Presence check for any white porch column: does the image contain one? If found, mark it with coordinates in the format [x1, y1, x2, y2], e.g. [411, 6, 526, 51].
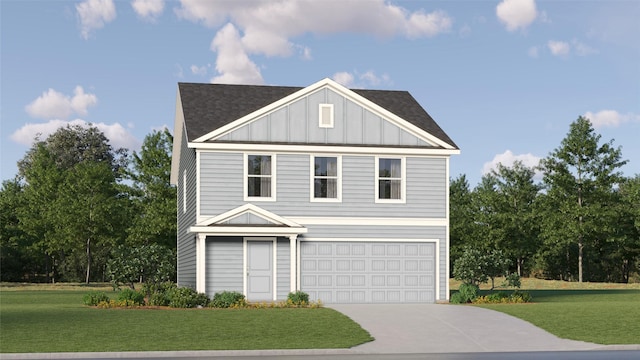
[289, 235, 298, 292]
[196, 234, 207, 294]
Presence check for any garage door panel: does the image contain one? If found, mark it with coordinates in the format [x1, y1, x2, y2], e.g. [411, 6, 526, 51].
[300, 241, 436, 304]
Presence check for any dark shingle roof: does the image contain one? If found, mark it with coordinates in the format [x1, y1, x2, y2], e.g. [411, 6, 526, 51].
[178, 82, 457, 149]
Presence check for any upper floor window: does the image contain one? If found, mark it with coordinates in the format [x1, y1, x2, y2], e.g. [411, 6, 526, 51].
[376, 157, 405, 203]
[312, 156, 341, 201]
[246, 154, 275, 200]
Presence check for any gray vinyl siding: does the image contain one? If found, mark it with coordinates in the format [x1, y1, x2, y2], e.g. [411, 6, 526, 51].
[217, 88, 431, 147]
[205, 237, 243, 298]
[276, 238, 290, 300]
[199, 152, 447, 218]
[176, 128, 197, 289]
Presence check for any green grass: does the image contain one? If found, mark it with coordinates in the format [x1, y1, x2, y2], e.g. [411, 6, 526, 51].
[0, 289, 373, 353]
[471, 287, 640, 345]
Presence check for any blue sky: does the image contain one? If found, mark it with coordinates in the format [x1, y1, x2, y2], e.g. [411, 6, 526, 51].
[1, 0, 639, 187]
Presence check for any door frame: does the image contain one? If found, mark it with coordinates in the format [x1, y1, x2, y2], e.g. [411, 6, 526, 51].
[243, 237, 277, 301]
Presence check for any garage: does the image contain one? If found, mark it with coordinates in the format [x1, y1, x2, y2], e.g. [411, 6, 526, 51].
[300, 241, 436, 303]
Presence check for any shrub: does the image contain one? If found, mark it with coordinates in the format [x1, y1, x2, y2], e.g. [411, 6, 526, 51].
[449, 292, 464, 304]
[287, 291, 309, 305]
[211, 291, 246, 308]
[168, 287, 209, 308]
[510, 290, 532, 303]
[144, 281, 176, 306]
[117, 288, 145, 305]
[458, 283, 479, 303]
[83, 291, 110, 306]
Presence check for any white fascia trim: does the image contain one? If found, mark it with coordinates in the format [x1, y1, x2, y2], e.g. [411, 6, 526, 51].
[189, 142, 460, 156]
[189, 226, 307, 236]
[193, 78, 335, 143]
[445, 156, 451, 300]
[287, 216, 448, 227]
[192, 78, 456, 150]
[197, 203, 304, 228]
[320, 80, 454, 149]
[300, 237, 438, 243]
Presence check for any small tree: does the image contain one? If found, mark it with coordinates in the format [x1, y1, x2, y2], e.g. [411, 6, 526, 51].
[454, 247, 513, 290]
[106, 243, 176, 291]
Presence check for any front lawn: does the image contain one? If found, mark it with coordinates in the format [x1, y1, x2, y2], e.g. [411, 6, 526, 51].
[468, 284, 640, 345]
[0, 288, 373, 353]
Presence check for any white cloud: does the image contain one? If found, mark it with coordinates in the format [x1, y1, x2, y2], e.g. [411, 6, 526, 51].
[190, 64, 208, 76]
[210, 23, 264, 85]
[482, 150, 541, 176]
[131, 0, 164, 21]
[548, 40, 570, 57]
[584, 110, 640, 129]
[332, 71, 391, 88]
[76, 0, 117, 39]
[496, 0, 538, 32]
[572, 39, 597, 56]
[176, 0, 452, 84]
[25, 86, 97, 120]
[10, 119, 140, 151]
[332, 72, 355, 87]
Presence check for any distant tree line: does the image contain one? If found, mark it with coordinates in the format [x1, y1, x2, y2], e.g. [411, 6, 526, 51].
[451, 117, 640, 283]
[2, 117, 638, 284]
[0, 125, 176, 283]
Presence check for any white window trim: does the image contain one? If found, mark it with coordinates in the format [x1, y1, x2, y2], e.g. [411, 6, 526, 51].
[244, 153, 276, 202]
[309, 155, 342, 203]
[375, 156, 406, 204]
[182, 170, 187, 214]
[318, 103, 334, 128]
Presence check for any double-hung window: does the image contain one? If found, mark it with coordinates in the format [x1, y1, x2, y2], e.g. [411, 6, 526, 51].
[311, 156, 340, 201]
[246, 154, 275, 200]
[376, 157, 405, 203]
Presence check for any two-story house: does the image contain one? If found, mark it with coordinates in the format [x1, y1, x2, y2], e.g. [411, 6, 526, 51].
[170, 78, 459, 304]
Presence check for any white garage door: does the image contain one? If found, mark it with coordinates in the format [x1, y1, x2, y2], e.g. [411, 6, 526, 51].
[300, 241, 435, 303]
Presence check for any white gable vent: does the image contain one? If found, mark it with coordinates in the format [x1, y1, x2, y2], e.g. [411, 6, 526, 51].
[319, 103, 334, 128]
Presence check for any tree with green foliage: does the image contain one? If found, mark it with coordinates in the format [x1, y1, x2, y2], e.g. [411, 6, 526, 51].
[538, 116, 627, 282]
[449, 174, 475, 272]
[488, 161, 541, 276]
[16, 124, 130, 282]
[126, 129, 176, 249]
[107, 243, 176, 290]
[453, 246, 512, 289]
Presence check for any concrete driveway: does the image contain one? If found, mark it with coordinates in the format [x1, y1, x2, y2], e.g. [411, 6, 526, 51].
[330, 304, 602, 353]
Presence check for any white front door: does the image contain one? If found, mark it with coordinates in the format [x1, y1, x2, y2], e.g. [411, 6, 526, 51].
[246, 240, 273, 301]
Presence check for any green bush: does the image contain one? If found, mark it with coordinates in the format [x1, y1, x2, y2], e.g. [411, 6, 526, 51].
[487, 291, 509, 302]
[510, 290, 532, 303]
[117, 288, 145, 305]
[168, 287, 209, 308]
[83, 291, 110, 306]
[287, 291, 309, 305]
[211, 291, 246, 308]
[449, 292, 464, 304]
[458, 283, 479, 303]
[144, 281, 176, 306]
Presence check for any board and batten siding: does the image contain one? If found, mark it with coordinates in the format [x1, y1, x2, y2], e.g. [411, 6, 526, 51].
[198, 152, 446, 218]
[177, 130, 197, 289]
[216, 88, 431, 147]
